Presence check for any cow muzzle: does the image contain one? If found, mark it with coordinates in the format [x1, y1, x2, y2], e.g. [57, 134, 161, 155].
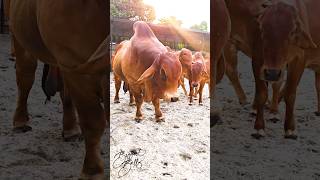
[164, 93, 179, 102]
[263, 69, 282, 82]
[192, 82, 199, 88]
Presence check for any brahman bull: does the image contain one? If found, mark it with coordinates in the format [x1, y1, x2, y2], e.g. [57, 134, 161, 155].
[10, 0, 108, 179]
[120, 21, 182, 122]
[258, 0, 320, 139]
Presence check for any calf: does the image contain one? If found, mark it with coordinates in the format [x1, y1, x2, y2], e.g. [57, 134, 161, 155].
[177, 48, 193, 96]
[258, 0, 319, 139]
[121, 21, 182, 122]
[189, 52, 210, 105]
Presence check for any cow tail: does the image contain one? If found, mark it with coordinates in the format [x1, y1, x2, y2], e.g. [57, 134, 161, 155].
[41, 64, 51, 103]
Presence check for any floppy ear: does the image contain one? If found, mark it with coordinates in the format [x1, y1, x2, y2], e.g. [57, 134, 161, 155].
[291, 0, 317, 49]
[136, 55, 160, 84]
[160, 67, 167, 81]
[293, 29, 317, 49]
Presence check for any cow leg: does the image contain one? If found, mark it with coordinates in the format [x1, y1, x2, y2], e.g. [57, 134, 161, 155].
[9, 34, 16, 61]
[63, 73, 105, 179]
[314, 72, 320, 116]
[198, 82, 205, 105]
[225, 44, 248, 105]
[152, 98, 164, 122]
[60, 82, 81, 142]
[189, 85, 194, 105]
[251, 59, 268, 139]
[179, 77, 188, 96]
[13, 39, 37, 132]
[283, 61, 304, 139]
[268, 81, 282, 123]
[128, 86, 135, 106]
[114, 75, 121, 103]
[133, 90, 143, 122]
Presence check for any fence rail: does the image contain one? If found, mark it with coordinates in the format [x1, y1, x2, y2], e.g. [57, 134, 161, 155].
[111, 18, 210, 52]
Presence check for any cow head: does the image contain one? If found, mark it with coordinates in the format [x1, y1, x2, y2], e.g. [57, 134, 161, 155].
[179, 48, 193, 67]
[258, 1, 317, 82]
[136, 52, 182, 102]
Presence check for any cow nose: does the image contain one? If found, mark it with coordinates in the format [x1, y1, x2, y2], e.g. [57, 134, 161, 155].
[192, 83, 198, 88]
[171, 97, 179, 102]
[264, 69, 282, 81]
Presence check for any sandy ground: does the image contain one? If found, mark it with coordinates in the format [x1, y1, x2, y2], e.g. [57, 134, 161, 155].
[1, 32, 320, 179]
[0, 34, 108, 180]
[212, 52, 320, 179]
[109, 73, 210, 179]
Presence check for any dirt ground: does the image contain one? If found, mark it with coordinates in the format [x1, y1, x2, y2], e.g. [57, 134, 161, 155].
[109, 75, 210, 179]
[212, 52, 320, 180]
[1, 32, 320, 179]
[0, 34, 108, 180]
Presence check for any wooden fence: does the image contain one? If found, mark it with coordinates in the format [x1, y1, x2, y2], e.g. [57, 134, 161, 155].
[111, 18, 210, 52]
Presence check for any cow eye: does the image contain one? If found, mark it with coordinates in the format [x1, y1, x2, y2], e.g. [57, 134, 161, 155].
[160, 69, 167, 81]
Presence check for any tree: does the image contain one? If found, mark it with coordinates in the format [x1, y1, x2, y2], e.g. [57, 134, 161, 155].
[190, 21, 208, 32]
[158, 16, 183, 27]
[110, 0, 155, 22]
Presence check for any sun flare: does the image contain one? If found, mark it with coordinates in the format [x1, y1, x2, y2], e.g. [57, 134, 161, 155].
[143, 0, 210, 31]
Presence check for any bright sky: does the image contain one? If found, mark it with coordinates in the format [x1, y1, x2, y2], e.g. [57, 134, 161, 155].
[143, 0, 210, 31]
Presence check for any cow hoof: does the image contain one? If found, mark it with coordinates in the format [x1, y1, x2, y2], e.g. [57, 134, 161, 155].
[135, 116, 143, 122]
[13, 125, 32, 133]
[63, 134, 83, 142]
[170, 97, 179, 102]
[114, 100, 120, 104]
[269, 118, 280, 123]
[9, 56, 16, 61]
[199, 102, 203, 106]
[249, 110, 257, 117]
[314, 111, 320, 116]
[251, 129, 265, 139]
[156, 116, 165, 122]
[189, 103, 192, 106]
[239, 100, 249, 106]
[284, 130, 298, 140]
[79, 173, 106, 180]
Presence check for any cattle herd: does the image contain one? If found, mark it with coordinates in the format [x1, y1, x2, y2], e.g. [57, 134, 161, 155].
[1, 0, 320, 179]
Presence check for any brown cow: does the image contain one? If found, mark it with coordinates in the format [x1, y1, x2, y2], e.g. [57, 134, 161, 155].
[223, 0, 292, 137]
[177, 48, 193, 96]
[258, 0, 319, 139]
[189, 52, 210, 105]
[10, 0, 108, 179]
[120, 21, 182, 122]
[112, 40, 135, 105]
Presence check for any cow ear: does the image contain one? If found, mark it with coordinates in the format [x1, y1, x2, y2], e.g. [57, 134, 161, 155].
[160, 67, 167, 81]
[136, 55, 160, 84]
[293, 29, 317, 49]
[291, 0, 317, 49]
